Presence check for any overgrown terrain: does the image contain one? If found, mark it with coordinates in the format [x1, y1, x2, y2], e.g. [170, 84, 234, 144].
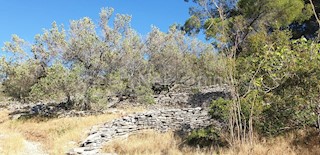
[1, 0, 320, 154]
[102, 129, 320, 155]
[0, 107, 145, 154]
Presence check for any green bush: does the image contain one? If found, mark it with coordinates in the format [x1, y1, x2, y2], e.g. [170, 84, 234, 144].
[209, 98, 232, 122]
[136, 85, 155, 104]
[2, 61, 40, 102]
[30, 63, 84, 105]
[187, 127, 228, 147]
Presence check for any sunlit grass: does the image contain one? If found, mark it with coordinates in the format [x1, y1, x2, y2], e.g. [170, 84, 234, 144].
[103, 130, 214, 155]
[0, 130, 24, 155]
[0, 106, 145, 155]
[102, 129, 320, 155]
[0, 106, 319, 155]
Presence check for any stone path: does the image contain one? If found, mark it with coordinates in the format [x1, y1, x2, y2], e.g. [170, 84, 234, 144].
[0, 134, 3, 153]
[68, 107, 218, 155]
[0, 133, 47, 155]
[21, 140, 48, 155]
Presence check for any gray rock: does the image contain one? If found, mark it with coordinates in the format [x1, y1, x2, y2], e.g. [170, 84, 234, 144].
[68, 107, 219, 155]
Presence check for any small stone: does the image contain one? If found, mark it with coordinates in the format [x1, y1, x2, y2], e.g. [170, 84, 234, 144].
[68, 147, 85, 154]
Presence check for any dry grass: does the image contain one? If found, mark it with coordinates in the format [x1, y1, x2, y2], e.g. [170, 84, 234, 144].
[219, 131, 320, 155]
[103, 130, 213, 155]
[102, 130, 320, 155]
[1, 106, 319, 155]
[0, 130, 25, 155]
[219, 137, 297, 155]
[0, 110, 25, 155]
[0, 106, 146, 155]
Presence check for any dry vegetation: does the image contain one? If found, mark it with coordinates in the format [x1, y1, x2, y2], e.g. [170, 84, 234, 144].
[0, 128, 24, 155]
[102, 130, 320, 155]
[0, 106, 319, 155]
[103, 130, 212, 155]
[0, 107, 145, 155]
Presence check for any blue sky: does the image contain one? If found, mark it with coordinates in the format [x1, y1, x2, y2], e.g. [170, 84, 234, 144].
[0, 0, 197, 52]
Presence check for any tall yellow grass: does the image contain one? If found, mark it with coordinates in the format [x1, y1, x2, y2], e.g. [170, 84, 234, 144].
[103, 130, 213, 155]
[103, 129, 320, 155]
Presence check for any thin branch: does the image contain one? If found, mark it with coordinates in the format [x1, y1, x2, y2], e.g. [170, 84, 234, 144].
[309, 0, 320, 28]
[242, 59, 264, 98]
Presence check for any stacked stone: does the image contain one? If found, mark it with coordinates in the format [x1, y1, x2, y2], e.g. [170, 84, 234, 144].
[109, 85, 230, 109]
[154, 93, 190, 107]
[68, 107, 216, 155]
[199, 84, 229, 94]
[154, 90, 229, 108]
[8, 103, 105, 119]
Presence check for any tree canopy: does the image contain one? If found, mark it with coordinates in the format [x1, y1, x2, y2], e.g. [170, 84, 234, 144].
[183, 0, 318, 55]
[1, 7, 224, 109]
[183, 0, 320, 144]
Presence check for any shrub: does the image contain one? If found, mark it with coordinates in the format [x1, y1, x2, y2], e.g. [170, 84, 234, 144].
[187, 127, 228, 147]
[209, 98, 232, 122]
[136, 85, 155, 104]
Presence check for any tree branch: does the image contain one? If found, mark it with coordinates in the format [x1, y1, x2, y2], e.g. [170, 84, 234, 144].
[309, 0, 320, 28]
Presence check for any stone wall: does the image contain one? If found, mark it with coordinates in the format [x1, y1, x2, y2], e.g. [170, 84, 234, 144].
[111, 84, 230, 108]
[154, 91, 229, 108]
[8, 103, 105, 119]
[68, 107, 218, 155]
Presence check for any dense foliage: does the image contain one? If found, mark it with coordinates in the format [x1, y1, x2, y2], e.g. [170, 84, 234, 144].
[184, 0, 320, 145]
[1, 8, 225, 109]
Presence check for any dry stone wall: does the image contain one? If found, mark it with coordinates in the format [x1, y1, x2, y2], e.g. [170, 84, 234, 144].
[8, 103, 105, 119]
[68, 107, 218, 155]
[154, 91, 229, 108]
[68, 85, 229, 155]
[111, 84, 230, 108]
[5, 85, 230, 119]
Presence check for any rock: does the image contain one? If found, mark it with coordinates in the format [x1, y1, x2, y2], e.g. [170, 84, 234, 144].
[68, 147, 85, 154]
[68, 107, 218, 155]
